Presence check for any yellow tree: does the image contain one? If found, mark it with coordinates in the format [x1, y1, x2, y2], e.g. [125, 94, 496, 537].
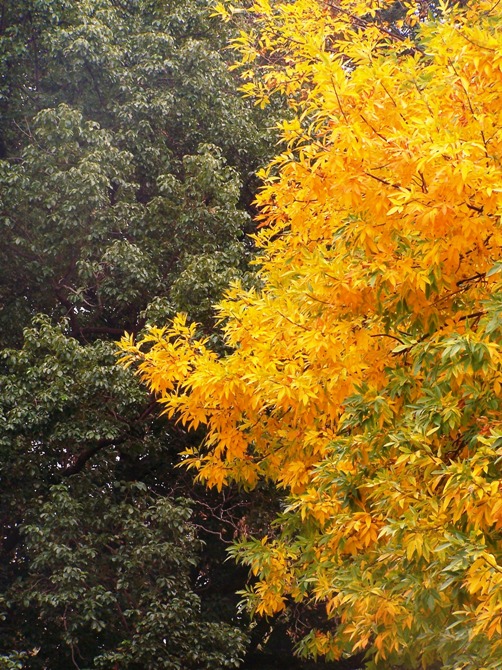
[119, 1, 502, 667]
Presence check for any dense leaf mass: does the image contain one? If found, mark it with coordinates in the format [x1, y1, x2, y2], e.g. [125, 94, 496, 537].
[121, 1, 502, 668]
[0, 0, 273, 666]
[13, 481, 246, 669]
[0, 0, 274, 344]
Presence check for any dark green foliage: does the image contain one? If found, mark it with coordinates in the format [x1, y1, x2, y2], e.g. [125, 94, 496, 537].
[0, 0, 272, 344]
[8, 482, 246, 669]
[0, 0, 275, 666]
[0, 317, 247, 668]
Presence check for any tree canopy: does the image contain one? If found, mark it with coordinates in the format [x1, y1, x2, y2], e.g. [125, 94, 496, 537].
[0, 0, 274, 666]
[121, 1, 502, 668]
[0, 0, 271, 343]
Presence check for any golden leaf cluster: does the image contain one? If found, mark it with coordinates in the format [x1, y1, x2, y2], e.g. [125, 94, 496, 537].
[119, 1, 502, 666]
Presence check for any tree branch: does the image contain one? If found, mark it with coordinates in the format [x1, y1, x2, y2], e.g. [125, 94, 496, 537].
[62, 435, 127, 477]
[323, 0, 424, 56]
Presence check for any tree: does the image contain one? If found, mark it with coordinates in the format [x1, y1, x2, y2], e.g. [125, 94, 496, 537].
[9, 480, 246, 669]
[0, 0, 274, 666]
[120, 1, 502, 668]
[0, 0, 271, 343]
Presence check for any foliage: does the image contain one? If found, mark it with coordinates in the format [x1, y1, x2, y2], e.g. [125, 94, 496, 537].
[120, 1, 502, 668]
[0, 0, 271, 343]
[0, 317, 248, 668]
[7, 480, 246, 669]
[0, 0, 274, 665]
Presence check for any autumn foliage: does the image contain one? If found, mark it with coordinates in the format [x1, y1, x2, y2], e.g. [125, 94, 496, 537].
[119, 1, 502, 667]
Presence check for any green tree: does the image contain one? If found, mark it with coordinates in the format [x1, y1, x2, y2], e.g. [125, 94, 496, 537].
[10, 480, 246, 669]
[0, 0, 273, 666]
[0, 0, 271, 342]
